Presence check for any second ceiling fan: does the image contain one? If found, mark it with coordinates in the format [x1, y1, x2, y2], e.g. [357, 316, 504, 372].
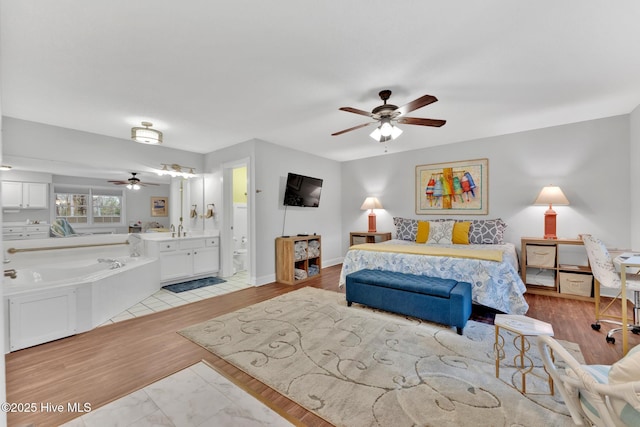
[332, 90, 446, 142]
[108, 173, 158, 190]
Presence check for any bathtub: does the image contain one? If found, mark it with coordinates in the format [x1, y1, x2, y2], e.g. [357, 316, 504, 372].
[3, 256, 160, 352]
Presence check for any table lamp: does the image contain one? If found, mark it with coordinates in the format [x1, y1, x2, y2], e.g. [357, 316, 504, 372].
[361, 197, 383, 233]
[534, 185, 570, 239]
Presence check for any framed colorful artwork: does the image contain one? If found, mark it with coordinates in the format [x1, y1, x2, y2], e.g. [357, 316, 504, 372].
[415, 158, 488, 215]
[151, 196, 168, 217]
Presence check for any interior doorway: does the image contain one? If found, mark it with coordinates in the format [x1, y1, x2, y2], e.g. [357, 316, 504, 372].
[222, 158, 252, 283]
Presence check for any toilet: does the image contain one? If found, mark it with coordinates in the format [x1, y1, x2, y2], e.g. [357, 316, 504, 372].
[233, 236, 248, 273]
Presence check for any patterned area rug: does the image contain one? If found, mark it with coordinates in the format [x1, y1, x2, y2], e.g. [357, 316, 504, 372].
[162, 276, 226, 293]
[179, 287, 582, 427]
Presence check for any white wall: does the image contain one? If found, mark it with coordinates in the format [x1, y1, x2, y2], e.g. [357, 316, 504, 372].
[630, 105, 640, 249]
[0, 78, 7, 427]
[204, 139, 342, 285]
[341, 115, 631, 254]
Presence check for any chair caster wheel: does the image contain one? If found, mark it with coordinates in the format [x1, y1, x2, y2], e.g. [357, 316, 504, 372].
[606, 336, 616, 344]
[592, 323, 601, 331]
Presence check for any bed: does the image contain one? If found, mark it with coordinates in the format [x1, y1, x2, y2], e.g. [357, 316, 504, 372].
[339, 218, 529, 315]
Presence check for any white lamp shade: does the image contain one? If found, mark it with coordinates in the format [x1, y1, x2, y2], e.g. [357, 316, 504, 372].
[534, 185, 570, 206]
[361, 197, 383, 210]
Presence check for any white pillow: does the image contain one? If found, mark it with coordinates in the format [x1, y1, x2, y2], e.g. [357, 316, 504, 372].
[426, 220, 454, 244]
[609, 344, 640, 384]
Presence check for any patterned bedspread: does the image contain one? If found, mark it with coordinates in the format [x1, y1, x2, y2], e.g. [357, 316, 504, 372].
[339, 240, 529, 315]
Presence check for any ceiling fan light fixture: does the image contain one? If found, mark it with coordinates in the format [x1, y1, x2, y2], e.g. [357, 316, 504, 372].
[390, 125, 403, 139]
[369, 127, 382, 141]
[131, 121, 163, 145]
[370, 120, 402, 143]
[379, 118, 393, 137]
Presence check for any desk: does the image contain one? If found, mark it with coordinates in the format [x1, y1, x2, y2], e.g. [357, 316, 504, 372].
[494, 314, 555, 394]
[613, 253, 640, 355]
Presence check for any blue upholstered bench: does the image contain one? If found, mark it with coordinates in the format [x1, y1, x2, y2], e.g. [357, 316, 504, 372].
[345, 269, 472, 335]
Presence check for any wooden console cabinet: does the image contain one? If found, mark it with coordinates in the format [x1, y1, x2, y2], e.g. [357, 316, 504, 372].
[275, 235, 321, 285]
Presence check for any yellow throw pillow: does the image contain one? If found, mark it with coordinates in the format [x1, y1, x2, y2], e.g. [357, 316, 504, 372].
[415, 221, 430, 243]
[452, 221, 471, 245]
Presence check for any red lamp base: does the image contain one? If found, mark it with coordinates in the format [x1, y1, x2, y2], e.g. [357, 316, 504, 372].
[368, 212, 377, 233]
[544, 207, 557, 239]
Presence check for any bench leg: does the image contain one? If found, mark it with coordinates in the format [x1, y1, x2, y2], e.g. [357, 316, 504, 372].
[457, 327, 463, 336]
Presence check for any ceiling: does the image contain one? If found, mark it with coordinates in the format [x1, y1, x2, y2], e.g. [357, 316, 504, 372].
[2, 1, 640, 164]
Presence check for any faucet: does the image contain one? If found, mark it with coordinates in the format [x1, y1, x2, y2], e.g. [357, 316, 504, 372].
[4, 269, 16, 279]
[170, 224, 176, 238]
[178, 224, 183, 238]
[98, 258, 125, 269]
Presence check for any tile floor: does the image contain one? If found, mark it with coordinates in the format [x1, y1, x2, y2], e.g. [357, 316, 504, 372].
[103, 271, 252, 325]
[62, 271, 296, 426]
[60, 361, 294, 427]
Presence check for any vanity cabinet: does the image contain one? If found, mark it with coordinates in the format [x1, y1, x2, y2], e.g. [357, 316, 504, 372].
[3, 224, 49, 240]
[1, 181, 48, 209]
[144, 236, 220, 283]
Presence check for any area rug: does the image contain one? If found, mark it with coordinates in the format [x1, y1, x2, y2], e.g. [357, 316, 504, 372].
[162, 276, 226, 293]
[179, 287, 582, 427]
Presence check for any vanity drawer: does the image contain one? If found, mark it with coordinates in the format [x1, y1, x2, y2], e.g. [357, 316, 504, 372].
[179, 239, 205, 250]
[205, 238, 219, 247]
[158, 241, 179, 252]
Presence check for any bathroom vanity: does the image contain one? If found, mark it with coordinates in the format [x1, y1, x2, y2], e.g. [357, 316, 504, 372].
[141, 232, 220, 284]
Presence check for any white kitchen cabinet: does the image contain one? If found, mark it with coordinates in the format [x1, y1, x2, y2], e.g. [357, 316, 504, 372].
[1, 181, 48, 209]
[143, 235, 220, 283]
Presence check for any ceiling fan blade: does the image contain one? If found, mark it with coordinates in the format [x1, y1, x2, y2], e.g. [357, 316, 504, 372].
[396, 95, 438, 116]
[331, 122, 376, 136]
[140, 182, 159, 186]
[339, 107, 373, 117]
[397, 117, 446, 127]
[108, 180, 128, 184]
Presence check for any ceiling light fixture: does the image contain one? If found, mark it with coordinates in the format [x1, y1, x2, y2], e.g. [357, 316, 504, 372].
[370, 118, 403, 142]
[131, 121, 163, 145]
[157, 163, 196, 179]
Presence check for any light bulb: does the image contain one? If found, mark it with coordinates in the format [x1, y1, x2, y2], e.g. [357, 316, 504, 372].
[380, 121, 393, 137]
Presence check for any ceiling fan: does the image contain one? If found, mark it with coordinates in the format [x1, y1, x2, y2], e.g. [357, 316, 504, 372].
[108, 173, 158, 190]
[332, 90, 446, 142]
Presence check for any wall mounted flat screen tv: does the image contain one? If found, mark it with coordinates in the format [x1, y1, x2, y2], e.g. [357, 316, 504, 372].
[283, 173, 323, 207]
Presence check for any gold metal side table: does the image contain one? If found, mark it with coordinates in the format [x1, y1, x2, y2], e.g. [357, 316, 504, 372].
[494, 314, 555, 395]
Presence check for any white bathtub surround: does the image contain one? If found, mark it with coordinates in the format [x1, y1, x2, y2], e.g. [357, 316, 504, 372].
[3, 234, 160, 352]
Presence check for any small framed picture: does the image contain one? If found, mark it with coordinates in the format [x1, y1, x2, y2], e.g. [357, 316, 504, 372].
[151, 196, 168, 217]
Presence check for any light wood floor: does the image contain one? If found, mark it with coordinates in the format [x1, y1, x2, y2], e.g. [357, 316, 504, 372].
[6, 265, 640, 427]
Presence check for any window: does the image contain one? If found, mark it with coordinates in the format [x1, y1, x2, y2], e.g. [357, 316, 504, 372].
[54, 185, 123, 226]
